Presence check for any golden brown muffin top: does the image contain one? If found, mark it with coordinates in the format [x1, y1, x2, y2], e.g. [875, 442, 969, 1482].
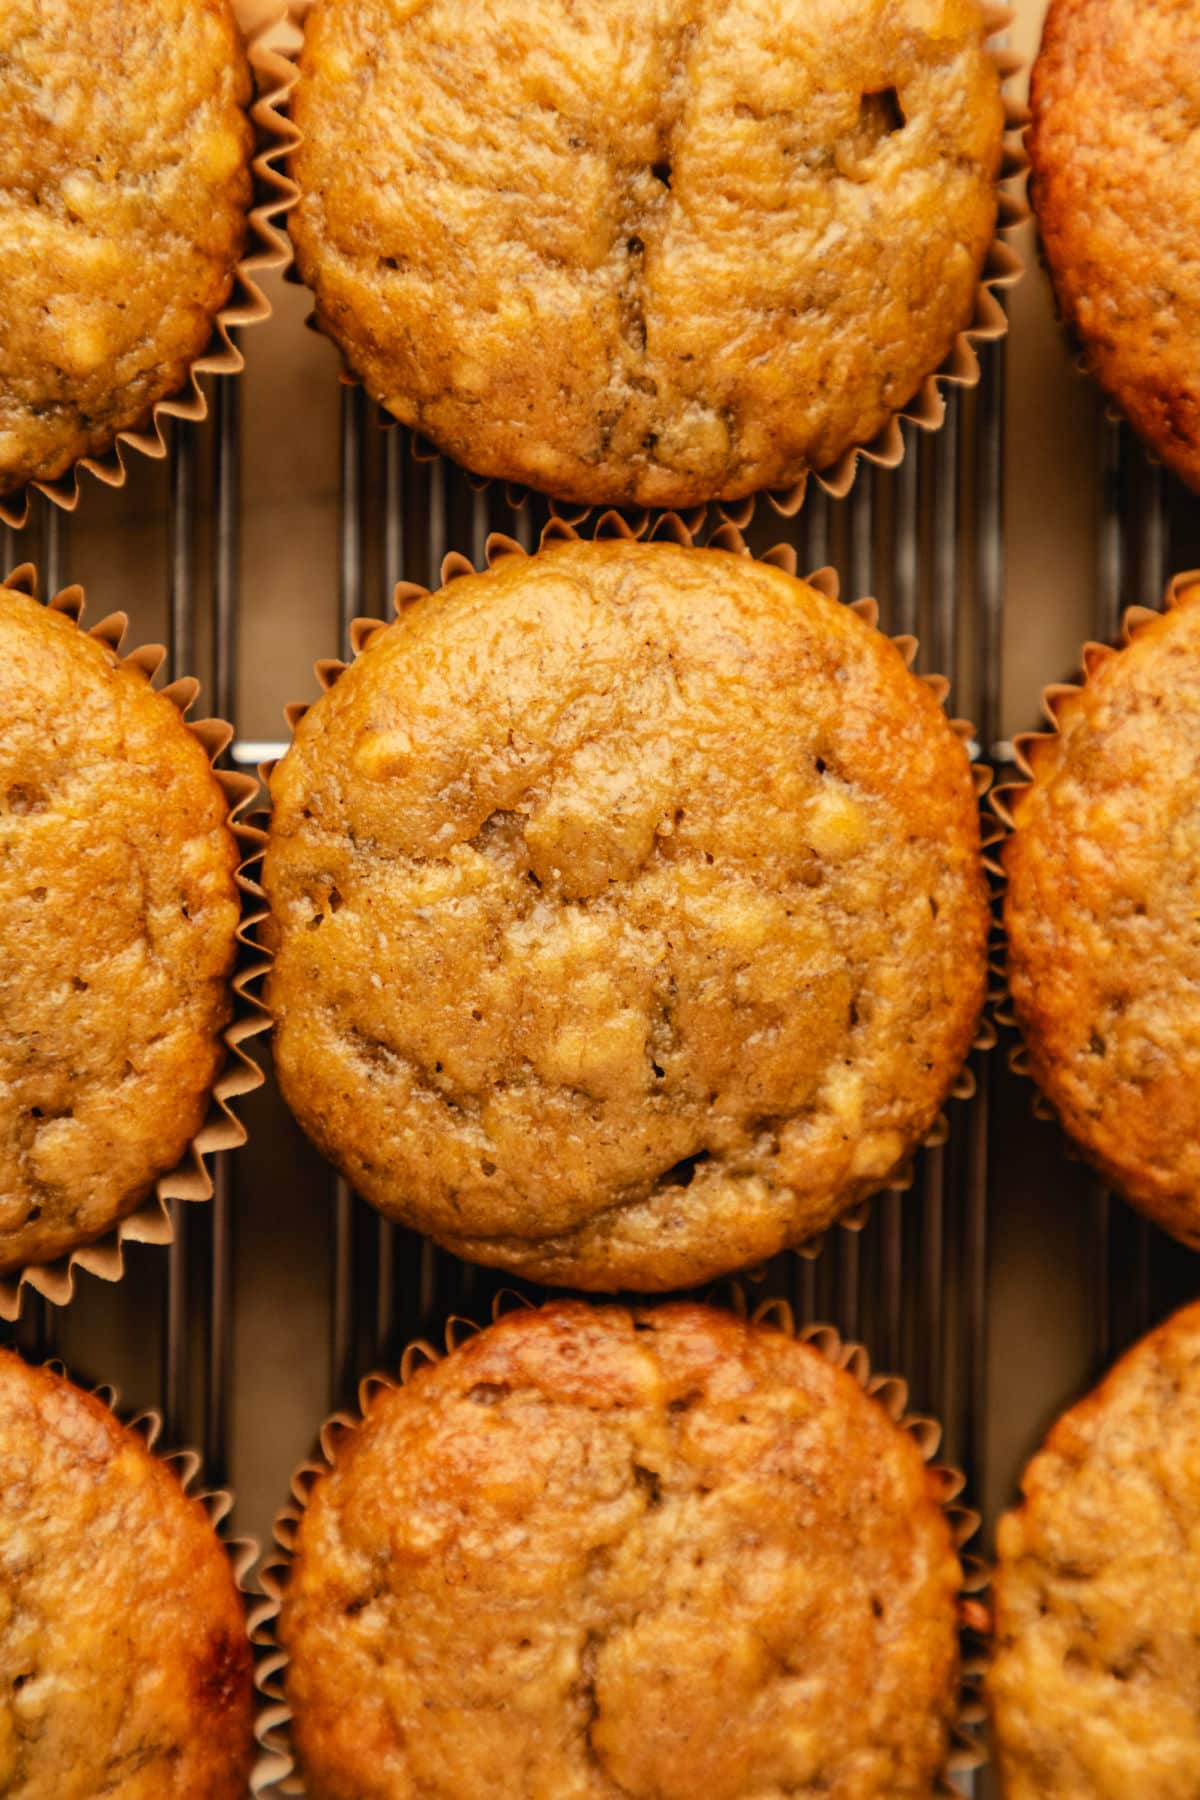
[990, 1301, 1200, 1798]
[264, 539, 988, 1291]
[1003, 586, 1200, 1246]
[0, 0, 253, 499]
[281, 1300, 963, 1800]
[1029, 0, 1200, 491]
[0, 1351, 253, 1798]
[290, 0, 1004, 508]
[0, 587, 240, 1277]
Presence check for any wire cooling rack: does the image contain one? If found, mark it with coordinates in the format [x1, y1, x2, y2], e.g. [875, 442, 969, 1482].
[0, 346, 1008, 1486]
[3, 308, 1200, 1800]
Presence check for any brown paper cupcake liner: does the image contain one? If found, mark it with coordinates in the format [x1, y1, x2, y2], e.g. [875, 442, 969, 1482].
[244, 507, 998, 1277]
[0, 4, 298, 534]
[989, 570, 1200, 1124]
[0, 563, 268, 1321]
[279, 5, 1026, 527]
[250, 1290, 990, 1796]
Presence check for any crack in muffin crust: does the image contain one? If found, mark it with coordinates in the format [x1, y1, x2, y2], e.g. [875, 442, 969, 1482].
[289, 0, 1005, 507]
[0, 0, 253, 497]
[280, 1301, 963, 1800]
[263, 539, 988, 1291]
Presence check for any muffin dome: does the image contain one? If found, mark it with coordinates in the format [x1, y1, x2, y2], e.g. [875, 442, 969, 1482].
[290, 0, 1005, 507]
[1029, 0, 1200, 491]
[990, 1301, 1200, 1797]
[0, 585, 241, 1276]
[0, 0, 253, 499]
[0, 1351, 253, 1797]
[280, 1301, 963, 1800]
[264, 538, 988, 1291]
[1003, 583, 1200, 1245]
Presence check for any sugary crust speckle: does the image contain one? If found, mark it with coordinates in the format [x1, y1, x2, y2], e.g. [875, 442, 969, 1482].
[290, 0, 1004, 507]
[990, 1301, 1200, 1798]
[1003, 587, 1200, 1245]
[0, 1352, 253, 1798]
[263, 539, 989, 1291]
[282, 1300, 963, 1800]
[1029, 0, 1200, 491]
[0, 588, 241, 1275]
[0, 0, 253, 497]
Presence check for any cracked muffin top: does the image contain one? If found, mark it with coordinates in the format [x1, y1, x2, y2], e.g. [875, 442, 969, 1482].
[989, 1301, 1200, 1798]
[1029, 0, 1200, 492]
[280, 1300, 963, 1800]
[0, 0, 253, 501]
[263, 538, 988, 1292]
[0, 1351, 254, 1798]
[0, 586, 241, 1277]
[289, 0, 1005, 508]
[1003, 585, 1200, 1248]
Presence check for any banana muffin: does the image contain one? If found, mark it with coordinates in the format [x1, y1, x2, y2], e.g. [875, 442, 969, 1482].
[990, 1300, 1200, 1798]
[264, 537, 989, 1291]
[1003, 583, 1200, 1246]
[0, 1351, 253, 1797]
[1029, 0, 1200, 491]
[289, 0, 1006, 508]
[0, 0, 253, 500]
[280, 1300, 964, 1800]
[0, 585, 241, 1276]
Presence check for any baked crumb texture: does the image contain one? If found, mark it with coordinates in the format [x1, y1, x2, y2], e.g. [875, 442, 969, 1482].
[273, 1300, 967, 1800]
[0, 576, 250, 1306]
[1029, 0, 1200, 491]
[0, 1351, 254, 1798]
[0, 0, 293, 528]
[263, 533, 990, 1292]
[1000, 577, 1200, 1247]
[290, 0, 1010, 509]
[990, 1300, 1200, 1798]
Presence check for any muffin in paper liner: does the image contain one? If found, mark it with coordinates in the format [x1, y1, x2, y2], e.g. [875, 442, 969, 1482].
[278, 2, 1026, 526]
[0, 1350, 261, 1794]
[987, 1297, 1200, 1798]
[247, 508, 997, 1292]
[989, 570, 1200, 1224]
[0, 562, 267, 1321]
[1025, 0, 1200, 496]
[0, 3, 298, 533]
[250, 1289, 990, 1797]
